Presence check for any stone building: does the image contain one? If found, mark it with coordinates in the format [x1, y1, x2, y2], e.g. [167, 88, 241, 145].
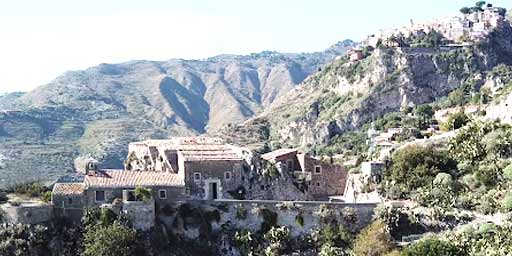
[124, 137, 252, 200]
[52, 160, 186, 229]
[261, 149, 347, 200]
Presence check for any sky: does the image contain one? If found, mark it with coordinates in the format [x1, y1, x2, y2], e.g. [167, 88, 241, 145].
[0, 0, 510, 93]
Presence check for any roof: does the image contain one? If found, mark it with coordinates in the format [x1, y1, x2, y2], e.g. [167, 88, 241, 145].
[131, 137, 224, 148]
[177, 145, 243, 161]
[84, 170, 184, 188]
[130, 137, 244, 161]
[53, 183, 85, 195]
[261, 148, 298, 161]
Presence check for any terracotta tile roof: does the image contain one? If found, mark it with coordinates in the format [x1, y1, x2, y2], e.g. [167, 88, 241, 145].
[261, 148, 298, 161]
[84, 170, 184, 188]
[53, 183, 85, 195]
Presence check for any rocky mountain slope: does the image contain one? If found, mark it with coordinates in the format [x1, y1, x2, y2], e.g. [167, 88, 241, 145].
[221, 18, 512, 152]
[0, 40, 354, 186]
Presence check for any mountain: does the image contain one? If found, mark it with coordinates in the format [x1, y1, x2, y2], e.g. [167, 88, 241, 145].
[219, 15, 512, 153]
[0, 40, 355, 186]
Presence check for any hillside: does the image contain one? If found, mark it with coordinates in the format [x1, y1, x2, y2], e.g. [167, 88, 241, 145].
[221, 12, 512, 153]
[0, 41, 354, 186]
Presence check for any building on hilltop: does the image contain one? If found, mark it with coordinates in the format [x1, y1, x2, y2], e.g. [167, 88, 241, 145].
[261, 149, 347, 200]
[52, 159, 186, 230]
[125, 137, 253, 200]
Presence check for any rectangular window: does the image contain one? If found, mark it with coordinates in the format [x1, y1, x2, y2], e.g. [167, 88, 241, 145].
[159, 189, 167, 199]
[194, 172, 202, 181]
[287, 160, 293, 171]
[95, 190, 105, 202]
[315, 165, 322, 174]
[67, 197, 73, 205]
[126, 190, 136, 201]
[224, 171, 232, 181]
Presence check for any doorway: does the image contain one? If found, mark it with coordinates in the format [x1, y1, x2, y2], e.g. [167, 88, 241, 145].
[210, 182, 218, 200]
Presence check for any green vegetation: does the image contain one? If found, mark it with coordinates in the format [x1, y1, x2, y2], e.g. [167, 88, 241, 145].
[401, 237, 463, 256]
[82, 222, 137, 256]
[383, 145, 457, 199]
[134, 187, 152, 202]
[440, 111, 469, 131]
[409, 30, 445, 48]
[352, 220, 394, 256]
[6, 181, 49, 198]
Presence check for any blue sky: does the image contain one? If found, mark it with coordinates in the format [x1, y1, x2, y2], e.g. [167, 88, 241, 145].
[0, 0, 510, 93]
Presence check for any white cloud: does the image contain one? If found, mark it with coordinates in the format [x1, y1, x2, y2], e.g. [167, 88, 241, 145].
[0, 12, 251, 93]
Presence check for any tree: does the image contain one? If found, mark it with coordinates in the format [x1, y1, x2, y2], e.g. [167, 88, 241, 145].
[82, 222, 137, 256]
[460, 7, 471, 15]
[415, 105, 434, 129]
[441, 111, 469, 131]
[352, 220, 394, 256]
[401, 238, 463, 256]
[475, 1, 486, 9]
[384, 145, 456, 196]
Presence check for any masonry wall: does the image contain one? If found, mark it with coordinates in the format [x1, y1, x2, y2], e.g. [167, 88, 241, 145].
[183, 160, 244, 199]
[83, 186, 187, 207]
[123, 200, 155, 231]
[303, 156, 347, 199]
[174, 200, 377, 239]
[2, 204, 53, 224]
[273, 152, 302, 173]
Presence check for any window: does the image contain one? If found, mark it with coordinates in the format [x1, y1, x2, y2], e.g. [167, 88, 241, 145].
[287, 160, 293, 171]
[159, 189, 167, 199]
[316, 182, 321, 187]
[126, 190, 136, 201]
[194, 172, 201, 181]
[224, 171, 232, 181]
[314, 165, 322, 174]
[95, 190, 105, 202]
[67, 198, 73, 205]
[260, 185, 265, 190]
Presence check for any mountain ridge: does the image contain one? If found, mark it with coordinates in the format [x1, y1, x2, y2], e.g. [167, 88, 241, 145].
[0, 40, 355, 186]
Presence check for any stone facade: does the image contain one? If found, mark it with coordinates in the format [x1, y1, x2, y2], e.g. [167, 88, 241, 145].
[125, 137, 252, 200]
[261, 149, 348, 200]
[183, 160, 244, 200]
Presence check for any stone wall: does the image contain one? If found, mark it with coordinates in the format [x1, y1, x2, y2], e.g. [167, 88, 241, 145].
[2, 204, 53, 225]
[302, 155, 347, 199]
[123, 200, 155, 231]
[177, 200, 377, 238]
[183, 160, 244, 200]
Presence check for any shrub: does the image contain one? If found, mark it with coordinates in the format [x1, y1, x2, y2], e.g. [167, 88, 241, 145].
[263, 226, 290, 256]
[502, 194, 512, 212]
[441, 111, 469, 131]
[352, 220, 394, 256]
[259, 208, 278, 233]
[235, 205, 248, 220]
[401, 237, 463, 256]
[503, 164, 512, 181]
[295, 213, 304, 227]
[134, 187, 151, 202]
[433, 173, 454, 188]
[319, 243, 346, 256]
[41, 191, 52, 203]
[384, 145, 456, 196]
[82, 222, 137, 256]
[6, 181, 48, 197]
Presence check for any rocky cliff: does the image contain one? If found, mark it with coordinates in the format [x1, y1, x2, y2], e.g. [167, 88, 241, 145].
[224, 24, 512, 152]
